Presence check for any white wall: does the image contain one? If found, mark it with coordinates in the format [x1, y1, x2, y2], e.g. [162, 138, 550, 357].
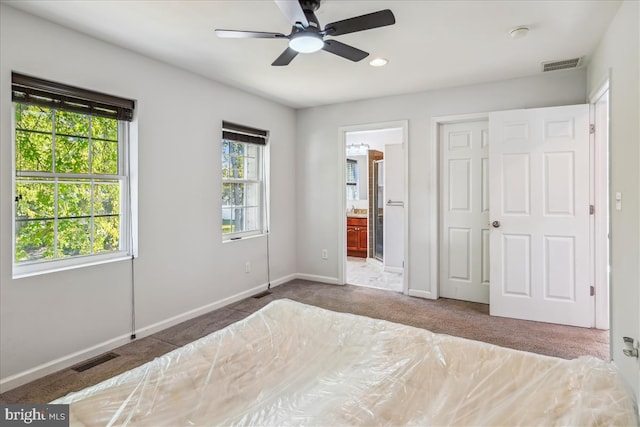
[296, 70, 587, 286]
[587, 0, 639, 400]
[0, 5, 297, 390]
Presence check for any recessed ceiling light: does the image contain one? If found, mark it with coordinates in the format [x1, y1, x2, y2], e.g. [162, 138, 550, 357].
[509, 26, 530, 39]
[369, 57, 388, 67]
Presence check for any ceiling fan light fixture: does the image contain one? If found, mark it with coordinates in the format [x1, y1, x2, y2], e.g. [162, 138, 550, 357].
[289, 33, 324, 53]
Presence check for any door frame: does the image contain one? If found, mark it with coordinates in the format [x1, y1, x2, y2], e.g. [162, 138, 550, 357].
[430, 113, 490, 299]
[589, 77, 611, 331]
[338, 120, 409, 295]
[431, 109, 607, 328]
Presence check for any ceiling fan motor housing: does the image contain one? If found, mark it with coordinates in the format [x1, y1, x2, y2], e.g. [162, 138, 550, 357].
[299, 0, 321, 13]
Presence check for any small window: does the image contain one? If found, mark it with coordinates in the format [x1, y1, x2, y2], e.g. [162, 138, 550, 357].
[221, 121, 268, 240]
[12, 72, 135, 276]
[346, 159, 359, 201]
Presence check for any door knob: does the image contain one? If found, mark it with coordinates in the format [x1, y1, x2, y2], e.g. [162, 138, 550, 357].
[492, 221, 501, 228]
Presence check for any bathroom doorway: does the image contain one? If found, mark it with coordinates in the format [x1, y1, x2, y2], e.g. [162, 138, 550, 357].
[341, 122, 408, 293]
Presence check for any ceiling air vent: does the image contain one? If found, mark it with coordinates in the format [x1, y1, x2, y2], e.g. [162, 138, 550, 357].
[542, 57, 583, 72]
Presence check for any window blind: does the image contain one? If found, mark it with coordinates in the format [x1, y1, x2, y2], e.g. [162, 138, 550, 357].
[222, 121, 268, 145]
[11, 72, 135, 121]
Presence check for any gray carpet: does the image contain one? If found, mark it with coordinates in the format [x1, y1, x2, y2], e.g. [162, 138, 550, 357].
[0, 279, 609, 404]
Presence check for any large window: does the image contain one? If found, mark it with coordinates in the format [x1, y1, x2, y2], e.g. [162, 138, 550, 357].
[221, 121, 267, 240]
[12, 72, 134, 276]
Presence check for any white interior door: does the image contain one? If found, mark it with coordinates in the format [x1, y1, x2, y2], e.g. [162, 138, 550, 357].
[384, 144, 404, 271]
[489, 105, 592, 327]
[440, 120, 490, 303]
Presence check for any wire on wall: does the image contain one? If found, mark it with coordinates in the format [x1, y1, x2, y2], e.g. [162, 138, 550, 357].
[127, 123, 136, 340]
[265, 135, 272, 290]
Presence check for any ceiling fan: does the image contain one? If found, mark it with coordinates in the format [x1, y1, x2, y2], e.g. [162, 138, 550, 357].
[215, 0, 396, 66]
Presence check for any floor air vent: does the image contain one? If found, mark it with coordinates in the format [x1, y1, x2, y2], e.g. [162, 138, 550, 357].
[71, 352, 119, 372]
[253, 291, 272, 299]
[542, 57, 583, 72]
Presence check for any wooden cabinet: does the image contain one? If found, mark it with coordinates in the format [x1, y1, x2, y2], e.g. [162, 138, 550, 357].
[347, 217, 368, 258]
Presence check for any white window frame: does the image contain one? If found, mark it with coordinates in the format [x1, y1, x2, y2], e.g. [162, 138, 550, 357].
[12, 103, 132, 278]
[221, 138, 266, 241]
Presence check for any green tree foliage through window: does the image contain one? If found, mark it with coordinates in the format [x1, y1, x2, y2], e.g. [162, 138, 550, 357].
[14, 104, 122, 263]
[221, 139, 262, 237]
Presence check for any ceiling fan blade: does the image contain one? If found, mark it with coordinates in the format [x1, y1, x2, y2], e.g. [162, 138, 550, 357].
[324, 9, 395, 37]
[274, 0, 309, 27]
[272, 47, 299, 66]
[322, 40, 368, 62]
[215, 29, 286, 39]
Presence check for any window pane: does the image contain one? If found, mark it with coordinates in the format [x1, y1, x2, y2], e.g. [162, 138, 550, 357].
[245, 182, 260, 206]
[222, 154, 232, 179]
[231, 142, 245, 157]
[94, 216, 120, 253]
[229, 142, 245, 179]
[58, 182, 91, 218]
[58, 218, 91, 257]
[15, 104, 52, 133]
[232, 207, 245, 233]
[55, 110, 89, 137]
[55, 136, 89, 174]
[222, 183, 246, 207]
[244, 156, 258, 180]
[222, 208, 235, 234]
[231, 155, 245, 179]
[92, 140, 118, 174]
[94, 182, 120, 215]
[16, 181, 54, 219]
[243, 207, 260, 232]
[91, 116, 118, 141]
[16, 131, 53, 173]
[222, 183, 234, 207]
[15, 219, 55, 262]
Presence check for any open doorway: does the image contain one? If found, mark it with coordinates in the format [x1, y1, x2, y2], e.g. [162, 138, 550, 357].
[342, 124, 407, 293]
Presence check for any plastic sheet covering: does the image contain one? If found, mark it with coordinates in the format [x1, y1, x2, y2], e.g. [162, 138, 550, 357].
[52, 299, 638, 426]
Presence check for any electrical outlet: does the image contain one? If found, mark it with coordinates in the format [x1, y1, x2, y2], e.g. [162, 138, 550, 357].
[245, 261, 250, 273]
[321, 249, 328, 260]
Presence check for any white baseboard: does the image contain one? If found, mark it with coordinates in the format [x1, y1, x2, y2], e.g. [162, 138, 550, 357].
[383, 266, 403, 274]
[0, 276, 287, 393]
[134, 282, 276, 338]
[0, 333, 132, 393]
[294, 273, 341, 285]
[268, 273, 297, 287]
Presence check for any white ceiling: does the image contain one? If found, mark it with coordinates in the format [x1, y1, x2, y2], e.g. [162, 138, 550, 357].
[5, 0, 621, 109]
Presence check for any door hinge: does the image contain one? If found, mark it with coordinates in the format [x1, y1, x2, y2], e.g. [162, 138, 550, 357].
[589, 124, 595, 134]
[590, 286, 595, 296]
[589, 204, 595, 215]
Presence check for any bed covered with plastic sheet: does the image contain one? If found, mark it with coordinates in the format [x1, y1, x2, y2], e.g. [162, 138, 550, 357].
[52, 299, 637, 426]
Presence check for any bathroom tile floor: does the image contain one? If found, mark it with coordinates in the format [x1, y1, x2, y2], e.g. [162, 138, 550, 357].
[346, 256, 403, 292]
